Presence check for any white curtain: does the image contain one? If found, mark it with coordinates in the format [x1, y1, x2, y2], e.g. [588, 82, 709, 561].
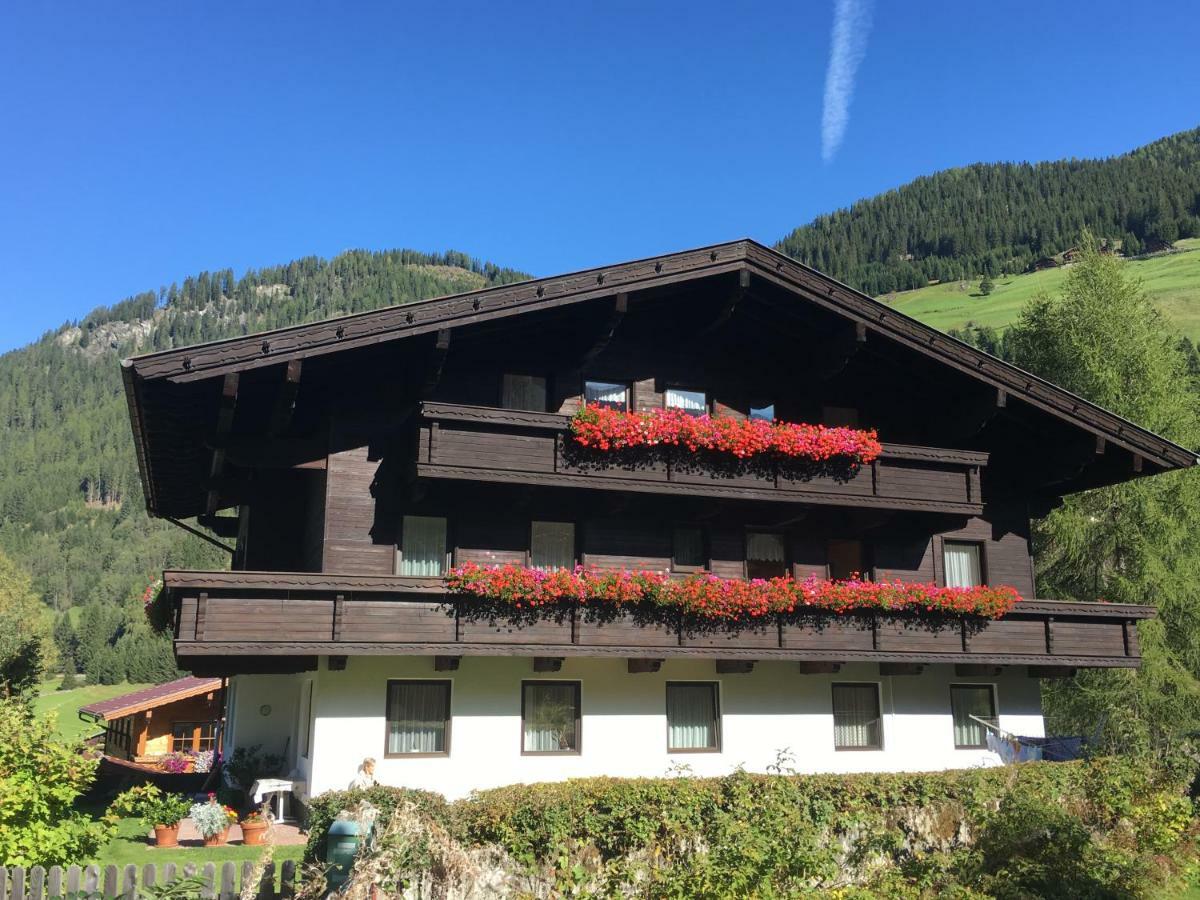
[584, 381, 628, 410]
[532, 521, 575, 570]
[401, 516, 447, 576]
[387, 682, 448, 754]
[667, 684, 717, 750]
[523, 683, 578, 752]
[747, 532, 785, 563]
[833, 684, 881, 749]
[665, 388, 706, 415]
[503, 374, 547, 412]
[944, 542, 982, 588]
[951, 686, 995, 747]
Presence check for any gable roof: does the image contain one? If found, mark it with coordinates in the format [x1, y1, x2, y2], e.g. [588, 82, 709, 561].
[78, 675, 222, 722]
[122, 239, 1196, 516]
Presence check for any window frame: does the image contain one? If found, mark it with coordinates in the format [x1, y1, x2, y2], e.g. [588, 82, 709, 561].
[520, 680, 582, 756]
[170, 720, 219, 754]
[831, 681, 884, 752]
[582, 379, 631, 412]
[745, 530, 788, 580]
[663, 384, 710, 417]
[383, 678, 453, 759]
[950, 683, 997, 750]
[942, 539, 987, 588]
[529, 520, 578, 571]
[671, 524, 708, 573]
[500, 372, 549, 412]
[665, 681, 722, 753]
[396, 514, 450, 577]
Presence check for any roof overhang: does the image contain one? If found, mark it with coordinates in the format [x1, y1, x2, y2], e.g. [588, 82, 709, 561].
[78, 676, 223, 722]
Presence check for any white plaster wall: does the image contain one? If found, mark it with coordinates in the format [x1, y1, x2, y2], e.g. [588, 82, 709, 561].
[226, 673, 306, 776]
[288, 657, 1044, 800]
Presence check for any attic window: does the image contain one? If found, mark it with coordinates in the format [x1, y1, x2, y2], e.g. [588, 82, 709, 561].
[750, 403, 775, 422]
[584, 381, 628, 411]
[665, 388, 707, 417]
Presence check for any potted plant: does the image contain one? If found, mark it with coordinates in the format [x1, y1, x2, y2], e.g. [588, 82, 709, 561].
[110, 784, 192, 848]
[239, 804, 272, 846]
[189, 794, 238, 846]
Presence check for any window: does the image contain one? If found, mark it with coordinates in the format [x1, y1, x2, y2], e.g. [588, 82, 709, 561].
[672, 526, 705, 571]
[828, 539, 866, 581]
[400, 515, 447, 576]
[832, 683, 882, 750]
[944, 541, 983, 588]
[950, 685, 996, 749]
[385, 680, 451, 756]
[665, 387, 707, 416]
[299, 680, 314, 759]
[746, 532, 787, 579]
[522, 681, 580, 754]
[502, 374, 547, 412]
[666, 683, 720, 752]
[531, 521, 575, 570]
[822, 406, 859, 427]
[171, 721, 218, 753]
[584, 381, 628, 411]
[749, 403, 775, 422]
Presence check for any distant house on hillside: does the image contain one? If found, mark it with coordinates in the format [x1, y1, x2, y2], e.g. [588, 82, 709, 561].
[79, 676, 223, 772]
[1029, 256, 1059, 272]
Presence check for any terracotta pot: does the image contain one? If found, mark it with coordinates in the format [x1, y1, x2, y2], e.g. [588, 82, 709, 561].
[203, 827, 229, 847]
[240, 820, 269, 846]
[153, 824, 180, 848]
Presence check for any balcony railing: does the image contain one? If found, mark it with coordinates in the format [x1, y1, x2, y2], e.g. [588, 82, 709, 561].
[415, 403, 989, 515]
[165, 570, 1150, 673]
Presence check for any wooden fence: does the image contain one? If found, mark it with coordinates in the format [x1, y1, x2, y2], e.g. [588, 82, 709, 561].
[0, 860, 299, 899]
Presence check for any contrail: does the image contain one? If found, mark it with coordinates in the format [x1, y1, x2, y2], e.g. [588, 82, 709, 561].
[821, 0, 874, 163]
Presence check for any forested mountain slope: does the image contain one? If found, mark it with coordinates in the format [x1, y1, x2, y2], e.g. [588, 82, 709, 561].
[775, 127, 1200, 294]
[0, 251, 526, 617]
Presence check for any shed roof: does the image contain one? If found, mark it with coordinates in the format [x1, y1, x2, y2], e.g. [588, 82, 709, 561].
[78, 675, 222, 721]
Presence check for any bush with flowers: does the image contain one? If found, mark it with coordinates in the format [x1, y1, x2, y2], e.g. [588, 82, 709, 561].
[569, 407, 882, 472]
[188, 795, 238, 838]
[142, 577, 170, 631]
[446, 562, 1020, 623]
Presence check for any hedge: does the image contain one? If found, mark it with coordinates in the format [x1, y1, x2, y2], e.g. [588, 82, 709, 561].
[303, 757, 1198, 898]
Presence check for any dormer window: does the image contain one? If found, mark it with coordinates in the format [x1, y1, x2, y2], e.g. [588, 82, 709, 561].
[584, 381, 629, 411]
[502, 374, 547, 412]
[665, 387, 707, 417]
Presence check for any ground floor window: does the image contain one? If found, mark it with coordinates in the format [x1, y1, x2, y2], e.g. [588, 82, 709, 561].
[950, 684, 997, 748]
[522, 681, 581, 754]
[171, 720, 218, 753]
[666, 682, 720, 752]
[385, 680, 451, 756]
[832, 683, 882, 750]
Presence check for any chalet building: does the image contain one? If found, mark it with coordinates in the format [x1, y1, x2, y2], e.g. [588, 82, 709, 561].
[121, 240, 1195, 801]
[79, 676, 223, 767]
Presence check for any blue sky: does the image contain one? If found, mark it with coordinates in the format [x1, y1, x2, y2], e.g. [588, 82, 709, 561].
[0, 1, 1196, 353]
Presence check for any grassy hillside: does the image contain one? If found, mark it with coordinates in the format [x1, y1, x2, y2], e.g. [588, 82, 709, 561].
[883, 240, 1200, 340]
[32, 678, 152, 743]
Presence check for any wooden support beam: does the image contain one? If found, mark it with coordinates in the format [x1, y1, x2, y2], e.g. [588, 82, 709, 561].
[699, 270, 751, 336]
[955, 664, 1002, 677]
[797, 662, 841, 674]
[879, 663, 924, 676]
[196, 514, 240, 538]
[949, 386, 1007, 440]
[434, 655, 461, 671]
[421, 328, 452, 397]
[533, 657, 564, 673]
[327, 655, 348, 671]
[716, 660, 755, 674]
[812, 320, 867, 380]
[1028, 666, 1076, 679]
[206, 373, 240, 514]
[1132, 453, 1144, 474]
[577, 293, 628, 370]
[268, 359, 303, 435]
[627, 658, 664, 674]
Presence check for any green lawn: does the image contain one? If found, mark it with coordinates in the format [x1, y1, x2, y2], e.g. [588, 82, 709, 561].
[882, 240, 1200, 342]
[32, 677, 153, 743]
[88, 816, 304, 872]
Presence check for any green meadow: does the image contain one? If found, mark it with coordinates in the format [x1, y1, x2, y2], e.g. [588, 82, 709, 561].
[883, 240, 1200, 341]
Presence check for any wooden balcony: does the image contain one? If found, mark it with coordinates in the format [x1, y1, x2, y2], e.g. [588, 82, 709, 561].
[414, 403, 988, 515]
[165, 570, 1151, 674]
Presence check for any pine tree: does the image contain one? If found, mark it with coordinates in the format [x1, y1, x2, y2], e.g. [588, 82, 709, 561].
[979, 275, 995, 296]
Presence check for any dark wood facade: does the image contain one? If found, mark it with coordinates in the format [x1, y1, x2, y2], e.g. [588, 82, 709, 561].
[123, 241, 1194, 675]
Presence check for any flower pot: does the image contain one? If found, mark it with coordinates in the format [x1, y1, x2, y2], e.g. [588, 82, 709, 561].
[240, 820, 269, 846]
[153, 824, 180, 848]
[203, 827, 229, 847]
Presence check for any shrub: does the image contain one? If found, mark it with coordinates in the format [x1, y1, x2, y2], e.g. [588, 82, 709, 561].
[110, 784, 191, 829]
[0, 699, 112, 866]
[303, 785, 448, 863]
